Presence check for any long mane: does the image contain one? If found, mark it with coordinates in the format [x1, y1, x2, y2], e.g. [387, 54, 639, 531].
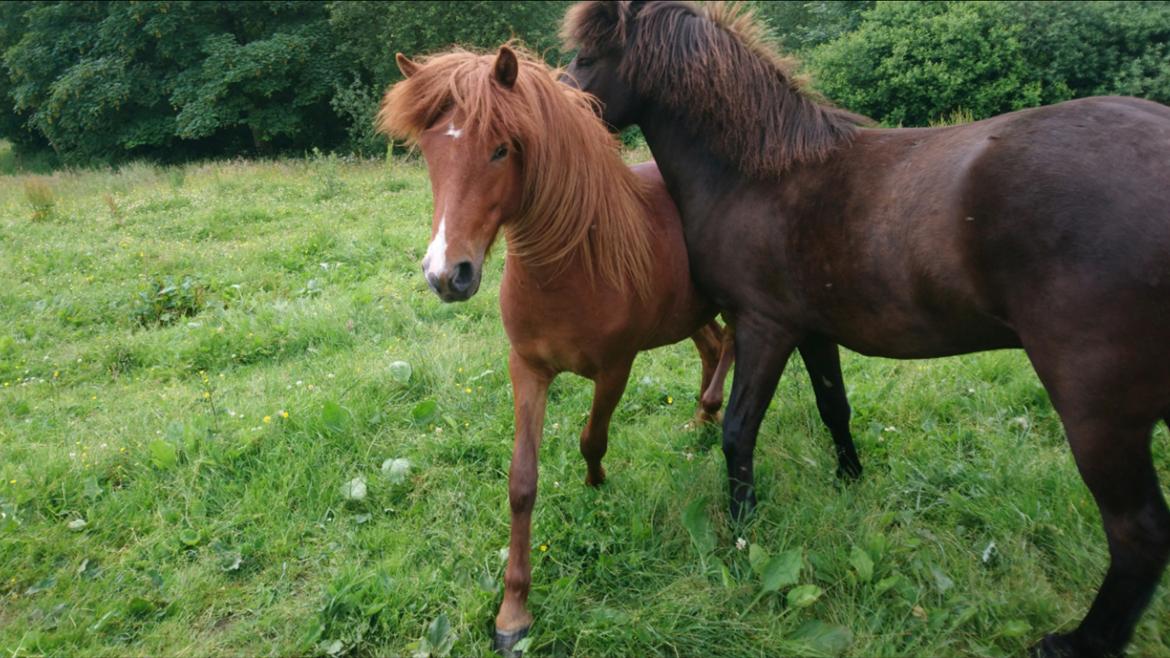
[377, 46, 654, 300]
[562, 1, 867, 178]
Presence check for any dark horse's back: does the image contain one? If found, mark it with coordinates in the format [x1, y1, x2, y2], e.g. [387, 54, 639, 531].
[797, 96, 1170, 386]
[960, 97, 1170, 415]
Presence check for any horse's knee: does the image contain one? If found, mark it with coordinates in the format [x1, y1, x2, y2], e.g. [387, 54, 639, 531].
[508, 475, 536, 514]
[1108, 500, 1170, 567]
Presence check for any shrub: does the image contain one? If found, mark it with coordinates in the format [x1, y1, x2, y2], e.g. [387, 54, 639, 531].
[810, 2, 1043, 126]
[809, 1, 1170, 126]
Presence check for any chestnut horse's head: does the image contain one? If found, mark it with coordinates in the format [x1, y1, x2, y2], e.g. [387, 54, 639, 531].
[383, 49, 523, 302]
[378, 44, 654, 303]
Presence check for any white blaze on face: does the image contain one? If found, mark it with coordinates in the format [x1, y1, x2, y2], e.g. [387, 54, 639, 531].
[444, 122, 463, 139]
[424, 214, 448, 279]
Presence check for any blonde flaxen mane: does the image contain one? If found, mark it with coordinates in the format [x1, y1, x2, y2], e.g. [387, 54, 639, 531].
[377, 46, 654, 299]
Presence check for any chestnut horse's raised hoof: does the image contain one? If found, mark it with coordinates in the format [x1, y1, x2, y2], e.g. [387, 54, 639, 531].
[378, 43, 863, 653]
[563, 1, 1170, 655]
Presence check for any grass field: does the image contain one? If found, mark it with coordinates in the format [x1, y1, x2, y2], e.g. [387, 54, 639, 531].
[1, 152, 1167, 657]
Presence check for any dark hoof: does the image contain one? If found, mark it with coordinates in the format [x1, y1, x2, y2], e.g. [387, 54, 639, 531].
[1031, 634, 1074, 658]
[728, 491, 757, 524]
[493, 625, 530, 657]
[1030, 632, 1113, 658]
[835, 461, 862, 481]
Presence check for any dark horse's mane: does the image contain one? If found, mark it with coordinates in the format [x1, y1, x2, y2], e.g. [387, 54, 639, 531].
[562, 1, 867, 178]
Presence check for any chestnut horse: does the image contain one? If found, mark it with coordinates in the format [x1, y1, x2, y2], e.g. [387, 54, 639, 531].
[378, 45, 863, 654]
[563, 2, 1170, 657]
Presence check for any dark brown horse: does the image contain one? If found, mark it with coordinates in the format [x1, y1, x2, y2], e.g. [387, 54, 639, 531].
[562, 2, 1170, 657]
[379, 45, 860, 655]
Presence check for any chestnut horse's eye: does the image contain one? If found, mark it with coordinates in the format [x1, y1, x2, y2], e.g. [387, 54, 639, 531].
[491, 144, 509, 161]
[576, 56, 595, 68]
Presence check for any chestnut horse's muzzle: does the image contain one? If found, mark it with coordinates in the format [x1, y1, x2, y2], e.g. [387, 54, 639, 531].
[423, 259, 480, 303]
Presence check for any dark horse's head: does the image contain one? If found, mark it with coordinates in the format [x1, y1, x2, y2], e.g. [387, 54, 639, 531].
[561, 1, 866, 178]
[559, 1, 648, 129]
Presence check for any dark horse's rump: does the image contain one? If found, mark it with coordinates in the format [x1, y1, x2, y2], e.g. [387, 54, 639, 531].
[562, 2, 1170, 656]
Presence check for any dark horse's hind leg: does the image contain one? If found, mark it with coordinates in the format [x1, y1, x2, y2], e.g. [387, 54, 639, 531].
[797, 334, 861, 480]
[1026, 351, 1170, 657]
[1033, 416, 1170, 658]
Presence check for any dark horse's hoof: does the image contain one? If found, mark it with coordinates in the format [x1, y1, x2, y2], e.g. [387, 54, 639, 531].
[493, 625, 530, 657]
[1030, 632, 1115, 658]
[835, 460, 862, 481]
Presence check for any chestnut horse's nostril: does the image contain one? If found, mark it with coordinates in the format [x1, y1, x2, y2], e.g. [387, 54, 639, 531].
[450, 260, 475, 294]
[423, 267, 440, 294]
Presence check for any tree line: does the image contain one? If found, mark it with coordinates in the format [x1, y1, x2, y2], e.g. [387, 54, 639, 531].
[0, 1, 1167, 167]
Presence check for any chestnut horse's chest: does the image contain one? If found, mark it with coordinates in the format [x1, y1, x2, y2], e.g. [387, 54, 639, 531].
[498, 232, 711, 378]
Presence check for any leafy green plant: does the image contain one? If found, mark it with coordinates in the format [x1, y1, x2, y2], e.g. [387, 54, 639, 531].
[413, 613, 455, 658]
[311, 148, 344, 201]
[131, 275, 207, 327]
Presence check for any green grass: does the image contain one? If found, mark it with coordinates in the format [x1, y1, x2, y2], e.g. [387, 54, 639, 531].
[1, 154, 1167, 657]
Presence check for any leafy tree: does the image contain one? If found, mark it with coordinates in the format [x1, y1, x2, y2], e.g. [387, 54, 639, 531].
[751, 1, 873, 52]
[1, 1, 345, 165]
[327, 0, 571, 154]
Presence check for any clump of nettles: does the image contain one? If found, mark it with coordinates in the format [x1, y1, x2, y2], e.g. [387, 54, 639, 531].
[131, 275, 207, 326]
[23, 178, 55, 221]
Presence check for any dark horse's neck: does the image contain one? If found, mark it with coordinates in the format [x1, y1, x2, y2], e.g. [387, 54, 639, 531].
[637, 104, 743, 232]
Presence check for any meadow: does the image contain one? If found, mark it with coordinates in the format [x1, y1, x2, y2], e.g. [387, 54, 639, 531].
[0, 150, 1167, 657]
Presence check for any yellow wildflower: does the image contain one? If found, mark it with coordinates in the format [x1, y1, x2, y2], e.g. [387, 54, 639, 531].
[263, 416, 272, 424]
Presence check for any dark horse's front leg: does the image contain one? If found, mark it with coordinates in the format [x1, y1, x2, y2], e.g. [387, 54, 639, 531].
[797, 334, 862, 480]
[722, 319, 800, 521]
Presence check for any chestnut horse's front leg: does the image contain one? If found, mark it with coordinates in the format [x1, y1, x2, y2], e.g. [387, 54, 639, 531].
[494, 350, 552, 656]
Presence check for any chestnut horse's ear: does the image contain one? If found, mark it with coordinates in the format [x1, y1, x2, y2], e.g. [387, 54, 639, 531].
[494, 46, 518, 89]
[396, 53, 419, 79]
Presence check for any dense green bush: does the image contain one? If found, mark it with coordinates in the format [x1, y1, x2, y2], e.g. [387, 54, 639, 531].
[810, 1, 1170, 126]
[0, 1, 570, 165]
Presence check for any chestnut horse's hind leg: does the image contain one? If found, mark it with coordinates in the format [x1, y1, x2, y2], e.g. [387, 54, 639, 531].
[494, 351, 552, 656]
[579, 359, 633, 486]
[693, 321, 731, 423]
[796, 334, 862, 480]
